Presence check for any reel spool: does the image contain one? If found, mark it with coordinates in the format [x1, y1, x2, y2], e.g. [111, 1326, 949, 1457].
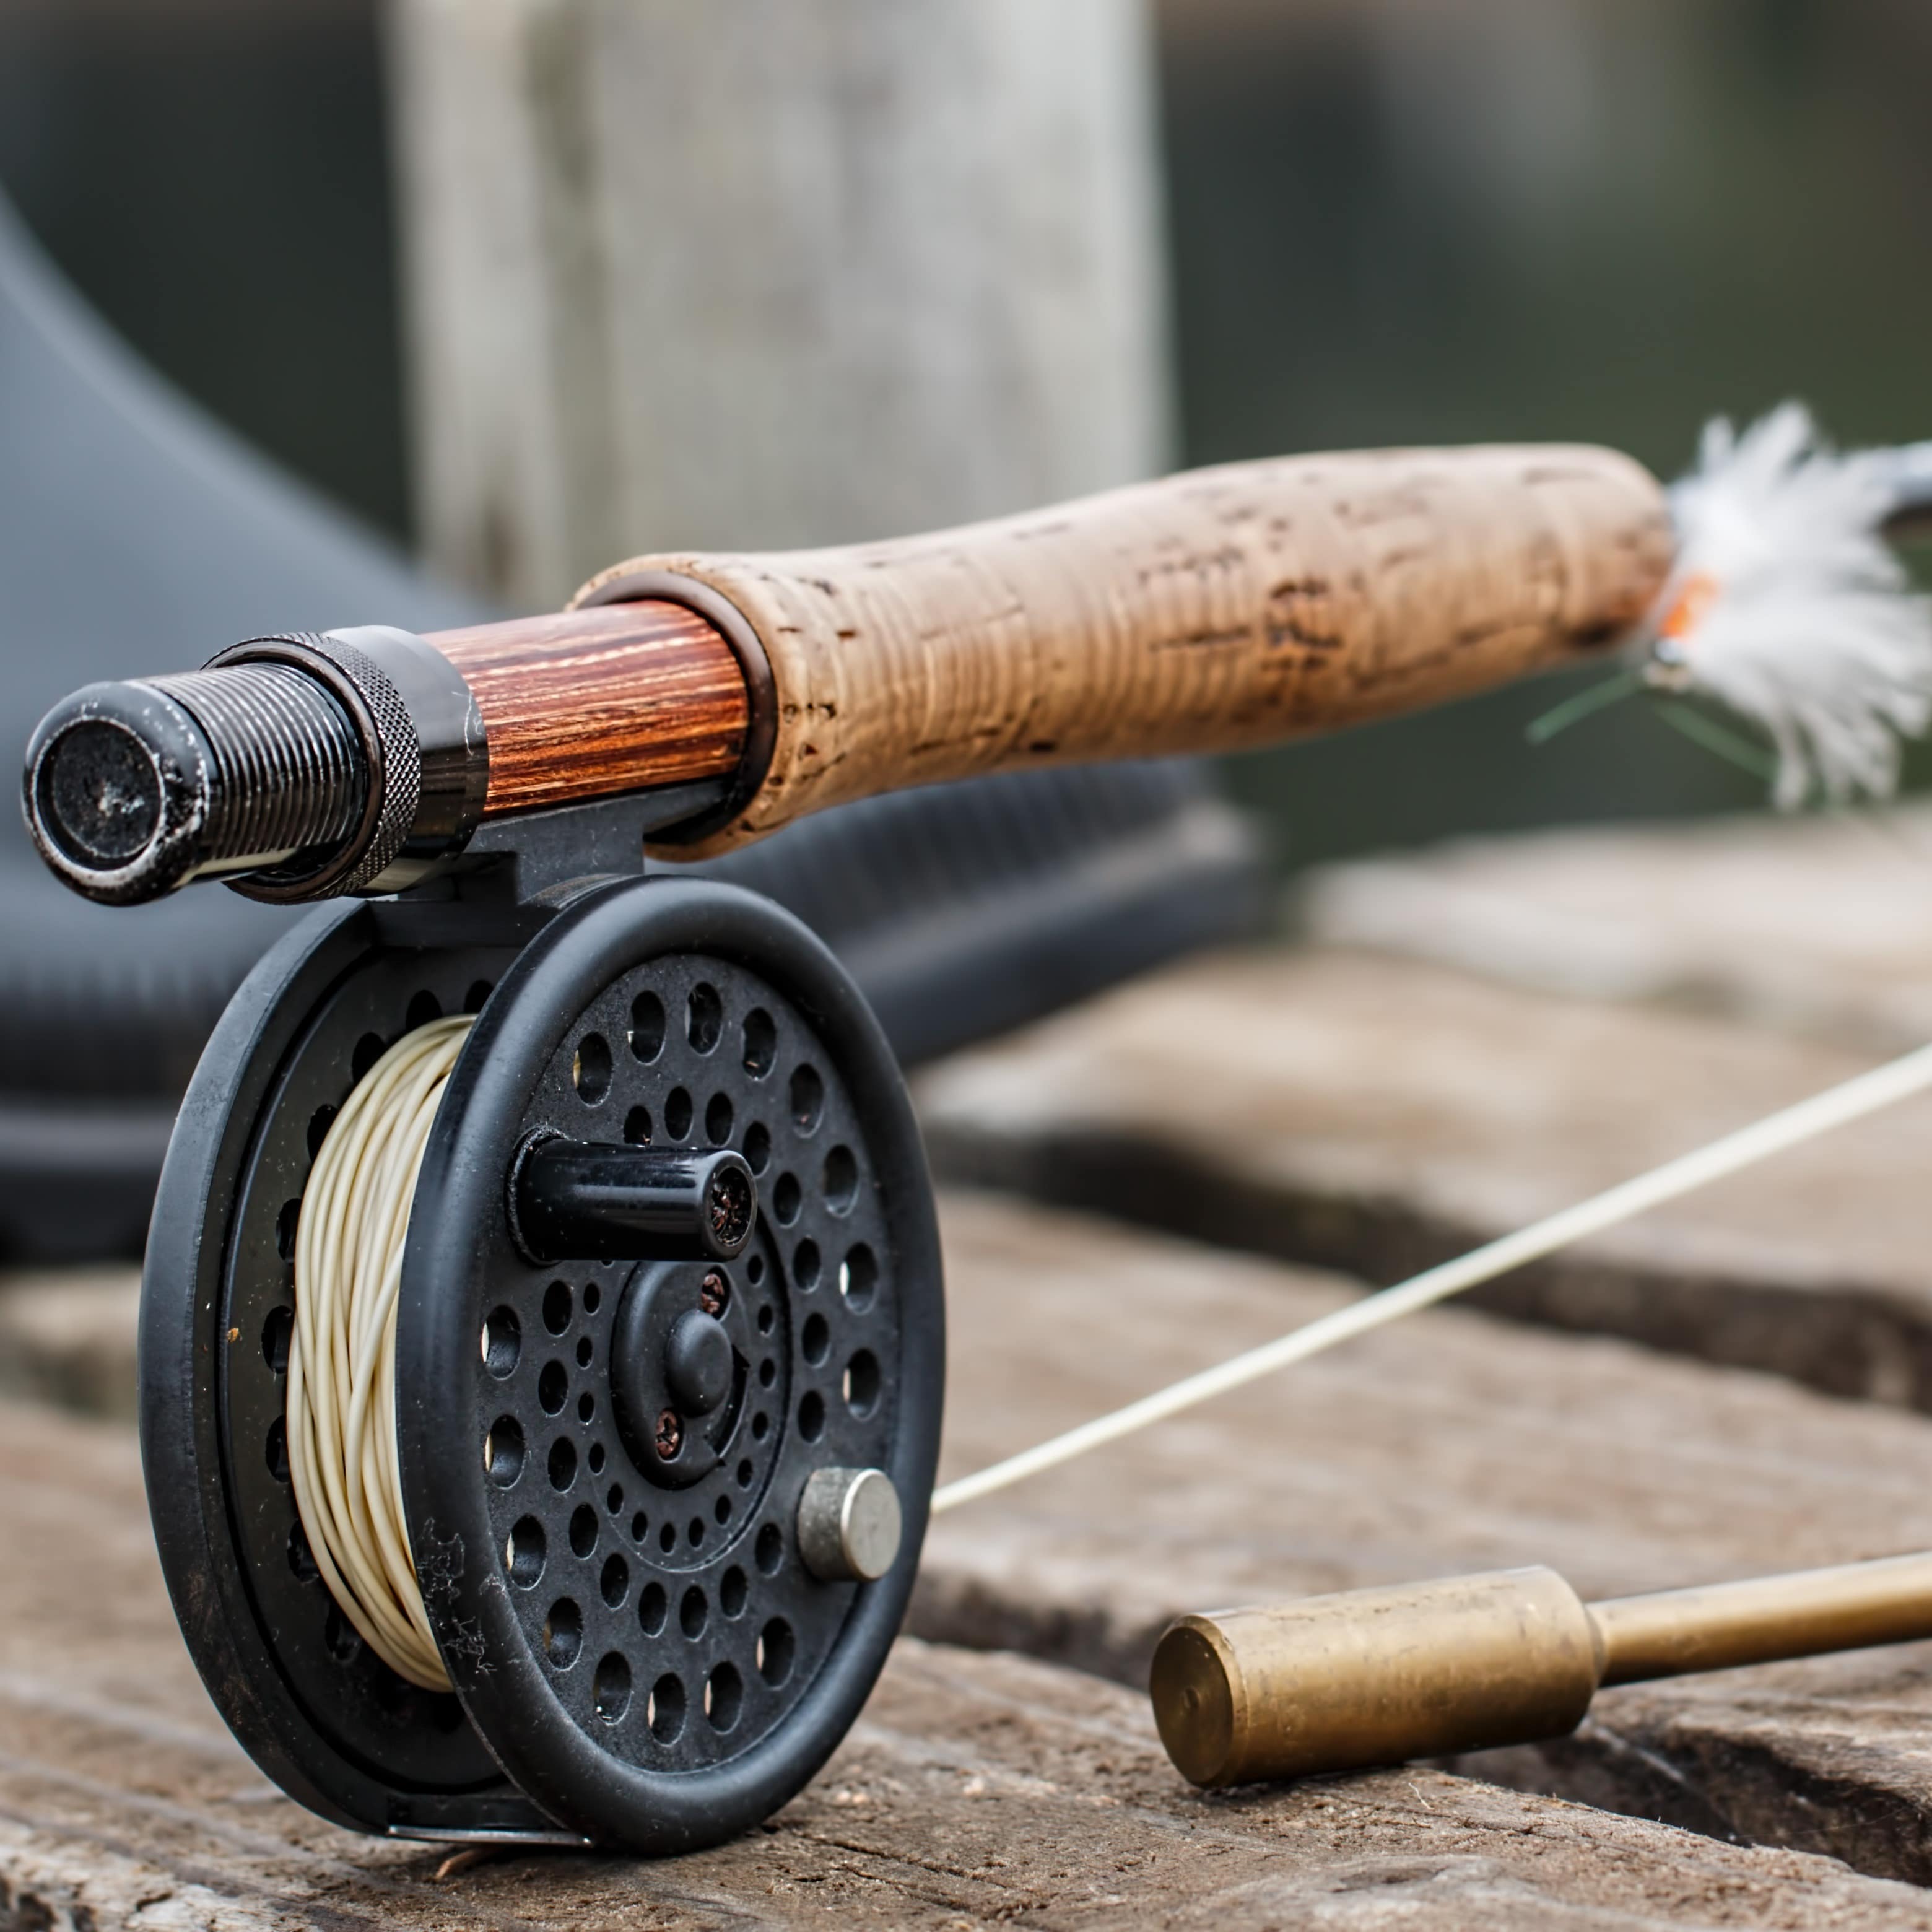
[143, 837, 942, 1852]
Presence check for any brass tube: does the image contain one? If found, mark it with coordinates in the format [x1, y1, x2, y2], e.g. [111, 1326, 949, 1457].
[1592, 1550, 1932, 1686]
[1151, 1567, 1601, 1789]
[1152, 1550, 1932, 1790]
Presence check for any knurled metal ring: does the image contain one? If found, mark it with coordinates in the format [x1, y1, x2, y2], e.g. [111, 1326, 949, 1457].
[206, 633, 423, 902]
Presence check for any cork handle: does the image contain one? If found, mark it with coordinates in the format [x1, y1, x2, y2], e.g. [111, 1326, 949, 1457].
[575, 445, 1672, 858]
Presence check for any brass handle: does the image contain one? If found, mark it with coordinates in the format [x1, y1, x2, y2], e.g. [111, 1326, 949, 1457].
[1152, 1552, 1932, 1789]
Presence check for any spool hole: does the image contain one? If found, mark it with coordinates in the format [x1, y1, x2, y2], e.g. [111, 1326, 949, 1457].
[573, 1033, 612, 1103]
[841, 1245, 878, 1311]
[649, 1673, 685, 1743]
[706, 1661, 742, 1733]
[773, 1173, 801, 1224]
[758, 1617, 795, 1686]
[600, 1553, 629, 1608]
[507, 1518, 546, 1587]
[822, 1145, 858, 1214]
[790, 1064, 824, 1133]
[801, 1313, 829, 1365]
[570, 1504, 598, 1559]
[742, 1008, 776, 1076]
[687, 982, 723, 1053]
[484, 1417, 524, 1486]
[482, 1307, 521, 1375]
[594, 1652, 632, 1721]
[845, 1351, 881, 1416]
[544, 1598, 581, 1668]
[630, 990, 666, 1062]
[261, 1305, 292, 1374]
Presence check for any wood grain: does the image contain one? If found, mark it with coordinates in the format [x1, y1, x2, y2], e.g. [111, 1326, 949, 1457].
[916, 946, 1932, 1409]
[427, 601, 747, 817]
[578, 444, 1673, 858]
[4, 1396, 1931, 1928]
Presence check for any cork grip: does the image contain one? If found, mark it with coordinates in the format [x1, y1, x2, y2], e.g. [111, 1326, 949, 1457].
[574, 445, 1673, 858]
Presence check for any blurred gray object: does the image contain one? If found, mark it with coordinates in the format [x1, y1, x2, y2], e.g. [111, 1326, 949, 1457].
[0, 193, 1260, 1261]
[388, 0, 1172, 604]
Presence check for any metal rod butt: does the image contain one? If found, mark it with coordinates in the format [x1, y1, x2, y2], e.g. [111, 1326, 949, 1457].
[1151, 1568, 1598, 1788]
[1151, 1552, 1932, 1790]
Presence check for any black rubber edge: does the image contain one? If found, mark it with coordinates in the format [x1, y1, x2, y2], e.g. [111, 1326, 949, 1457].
[139, 899, 560, 1838]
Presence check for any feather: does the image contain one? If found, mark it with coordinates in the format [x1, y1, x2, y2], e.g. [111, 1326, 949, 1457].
[1647, 402, 1932, 808]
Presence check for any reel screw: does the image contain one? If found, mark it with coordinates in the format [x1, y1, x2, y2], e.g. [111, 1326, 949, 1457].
[654, 1409, 683, 1460]
[699, 1271, 729, 1317]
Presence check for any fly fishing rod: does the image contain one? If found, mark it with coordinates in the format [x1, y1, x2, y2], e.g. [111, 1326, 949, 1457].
[19, 413, 1932, 1853]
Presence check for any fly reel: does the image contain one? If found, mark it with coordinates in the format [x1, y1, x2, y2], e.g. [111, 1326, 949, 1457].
[142, 821, 942, 1853]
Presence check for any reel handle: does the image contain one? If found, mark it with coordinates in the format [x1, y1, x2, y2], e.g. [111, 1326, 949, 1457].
[1151, 1549, 1932, 1788]
[585, 443, 1671, 858]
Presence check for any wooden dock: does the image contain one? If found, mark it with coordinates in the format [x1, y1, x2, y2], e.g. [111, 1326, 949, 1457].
[13, 808, 1932, 1925]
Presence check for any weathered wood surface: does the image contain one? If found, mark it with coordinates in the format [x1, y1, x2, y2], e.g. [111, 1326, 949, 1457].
[0, 1267, 137, 1419]
[9, 1400, 1924, 1930]
[1299, 808, 1932, 1057]
[917, 946, 1932, 1408]
[920, 1191, 1932, 1883]
[26, 1197, 1932, 1891]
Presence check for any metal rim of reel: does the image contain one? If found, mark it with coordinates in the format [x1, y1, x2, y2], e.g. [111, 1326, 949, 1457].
[141, 873, 943, 1852]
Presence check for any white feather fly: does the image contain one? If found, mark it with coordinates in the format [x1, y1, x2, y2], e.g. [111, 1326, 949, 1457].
[1647, 403, 1932, 808]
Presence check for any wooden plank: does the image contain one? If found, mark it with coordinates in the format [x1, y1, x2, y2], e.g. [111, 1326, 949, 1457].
[27, 1203, 1932, 1889]
[920, 1191, 1932, 1885]
[0, 1268, 139, 1419]
[917, 945, 1932, 1407]
[8, 1400, 1926, 1928]
[1299, 808, 1932, 1057]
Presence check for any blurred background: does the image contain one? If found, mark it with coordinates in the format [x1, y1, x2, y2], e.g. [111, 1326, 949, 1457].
[0, 0, 1928, 1259]
[5, 0, 1930, 865]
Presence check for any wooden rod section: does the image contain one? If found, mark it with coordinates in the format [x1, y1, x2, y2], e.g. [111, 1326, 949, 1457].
[426, 601, 748, 818]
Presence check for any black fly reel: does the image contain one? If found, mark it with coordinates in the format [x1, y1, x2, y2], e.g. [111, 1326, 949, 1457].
[142, 847, 943, 1854]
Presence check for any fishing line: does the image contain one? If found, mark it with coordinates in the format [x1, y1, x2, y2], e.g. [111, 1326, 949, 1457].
[287, 1015, 474, 1692]
[292, 1017, 1932, 1642]
[931, 1037, 1932, 1515]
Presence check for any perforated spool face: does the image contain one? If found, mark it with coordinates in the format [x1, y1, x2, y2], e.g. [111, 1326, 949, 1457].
[219, 943, 516, 1796]
[398, 879, 942, 1853]
[474, 955, 895, 1766]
